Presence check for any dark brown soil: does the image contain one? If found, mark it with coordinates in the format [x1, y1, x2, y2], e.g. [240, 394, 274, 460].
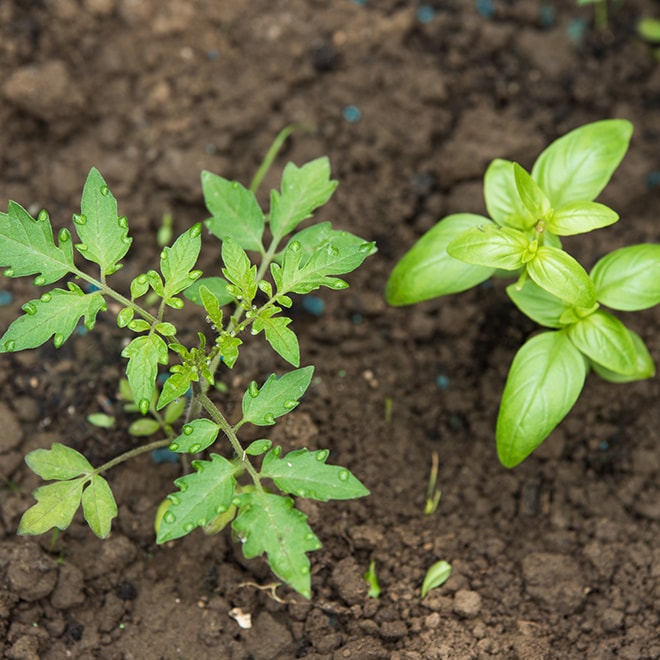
[1, 1, 660, 658]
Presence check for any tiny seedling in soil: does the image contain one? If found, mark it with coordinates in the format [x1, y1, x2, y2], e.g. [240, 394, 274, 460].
[0, 132, 376, 598]
[387, 120, 660, 467]
[363, 559, 381, 598]
[421, 560, 452, 598]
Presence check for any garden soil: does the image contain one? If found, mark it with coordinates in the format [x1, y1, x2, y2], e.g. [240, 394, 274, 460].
[1, 1, 660, 658]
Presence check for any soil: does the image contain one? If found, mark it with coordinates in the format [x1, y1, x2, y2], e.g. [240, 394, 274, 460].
[1, 0, 660, 658]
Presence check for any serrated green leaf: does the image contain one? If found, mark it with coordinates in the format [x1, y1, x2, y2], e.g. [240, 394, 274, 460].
[82, 475, 117, 538]
[156, 454, 237, 543]
[531, 119, 633, 207]
[18, 478, 86, 535]
[526, 245, 596, 308]
[590, 328, 655, 382]
[262, 447, 369, 501]
[25, 443, 94, 480]
[169, 418, 220, 453]
[164, 398, 187, 425]
[217, 334, 242, 368]
[0, 202, 75, 285]
[77, 168, 132, 275]
[484, 160, 536, 230]
[157, 364, 197, 410]
[128, 418, 162, 436]
[242, 366, 314, 426]
[497, 330, 587, 468]
[286, 222, 377, 266]
[184, 277, 234, 311]
[547, 201, 618, 236]
[161, 224, 202, 301]
[0, 284, 106, 352]
[386, 214, 495, 305]
[513, 162, 552, 220]
[506, 280, 571, 328]
[121, 334, 169, 412]
[591, 244, 660, 311]
[568, 310, 637, 376]
[252, 311, 300, 367]
[447, 223, 528, 271]
[221, 238, 257, 304]
[202, 171, 265, 252]
[270, 158, 338, 240]
[272, 235, 375, 296]
[232, 491, 322, 598]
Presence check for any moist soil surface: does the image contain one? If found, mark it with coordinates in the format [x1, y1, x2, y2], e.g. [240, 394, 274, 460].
[1, 1, 660, 658]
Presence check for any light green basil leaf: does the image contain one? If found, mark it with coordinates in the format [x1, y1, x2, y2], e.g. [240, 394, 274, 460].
[513, 162, 551, 220]
[447, 223, 528, 271]
[590, 328, 655, 382]
[531, 119, 633, 207]
[484, 159, 535, 230]
[568, 310, 638, 376]
[506, 280, 571, 328]
[591, 244, 660, 311]
[526, 245, 596, 308]
[547, 201, 618, 236]
[497, 330, 587, 468]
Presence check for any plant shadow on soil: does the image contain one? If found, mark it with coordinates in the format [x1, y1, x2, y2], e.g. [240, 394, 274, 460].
[1, 1, 659, 658]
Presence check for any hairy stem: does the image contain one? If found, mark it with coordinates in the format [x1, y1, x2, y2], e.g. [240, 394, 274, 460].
[94, 437, 172, 476]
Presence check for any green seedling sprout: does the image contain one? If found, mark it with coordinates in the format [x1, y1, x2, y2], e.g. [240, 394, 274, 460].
[387, 120, 660, 467]
[424, 451, 442, 515]
[364, 559, 381, 598]
[0, 128, 376, 599]
[421, 560, 452, 598]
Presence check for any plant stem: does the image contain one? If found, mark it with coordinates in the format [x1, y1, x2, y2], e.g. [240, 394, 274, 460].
[94, 437, 172, 476]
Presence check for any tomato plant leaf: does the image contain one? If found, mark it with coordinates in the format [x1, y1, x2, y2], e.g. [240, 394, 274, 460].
[82, 475, 117, 539]
[591, 244, 660, 311]
[121, 334, 169, 413]
[262, 447, 370, 501]
[156, 454, 237, 543]
[25, 443, 94, 481]
[497, 330, 587, 468]
[252, 310, 300, 367]
[242, 366, 314, 426]
[232, 491, 322, 599]
[270, 157, 338, 240]
[157, 363, 197, 410]
[169, 418, 220, 454]
[221, 238, 258, 305]
[184, 277, 234, 312]
[77, 168, 132, 275]
[531, 119, 633, 207]
[202, 171, 265, 252]
[0, 284, 106, 353]
[18, 478, 86, 536]
[160, 223, 203, 303]
[0, 202, 75, 285]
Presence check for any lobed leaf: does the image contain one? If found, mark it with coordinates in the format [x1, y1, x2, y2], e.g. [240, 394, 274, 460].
[269, 157, 338, 240]
[546, 201, 618, 236]
[25, 443, 94, 481]
[262, 447, 370, 501]
[531, 119, 633, 207]
[81, 475, 117, 539]
[447, 223, 528, 271]
[232, 491, 322, 599]
[568, 310, 638, 376]
[0, 284, 106, 353]
[242, 366, 314, 426]
[202, 171, 265, 252]
[221, 238, 258, 304]
[497, 330, 587, 467]
[591, 244, 660, 311]
[160, 223, 203, 302]
[385, 214, 495, 305]
[286, 222, 377, 265]
[484, 160, 536, 230]
[18, 478, 86, 536]
[157, 364, 197, 410]
[169, 418, 220, 454]
[0, 202, 74, 285]
[156, 454, 237, 543]
[526, 246, 596, 308]
[121, 334, 169, 413]
[252, 310, 300, 367]
[184, 277, 234, 312]
[76, 168, 132, 275]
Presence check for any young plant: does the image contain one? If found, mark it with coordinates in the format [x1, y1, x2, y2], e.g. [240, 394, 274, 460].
[387, 120, 660, 467]
[0, 140, 376, 598]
